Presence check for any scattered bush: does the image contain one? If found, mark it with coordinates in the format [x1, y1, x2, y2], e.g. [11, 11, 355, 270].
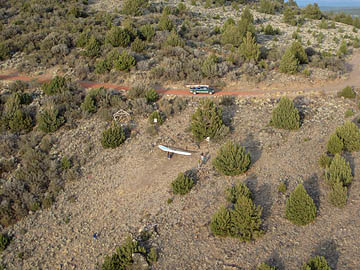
[191, 99, 229, 142]
[303, 3, 322, 20]
[166, 30, 185, 47]
[42, 76, 69, 96]
[277, 182, 287, 194]
[148, 111, 164, 125]
[327, 133, 344, 154]
[0, 234, 11, 252]
[270, 97, 300, 130]
[84, 36, 102, 58]
[329, 179, 348, 208]
[337, 40, 348, 57]
[114, 51, 136, 72]
[171, 172, 195, 195]
[264, 24, 280, 35]
[8, 109, 33, 133]
[283, 8, 297, 26]
[239, 31, 260, 62]
[279, 48, 299, 74]
[302, 256, 330, 270]
[258, 0, 276, 15]
[210, 188, 264, 241]
[101, 124, 126, 149]
[102, 236, 156, 270]
[337, 86, 356, 99]
[140, 24, 155, 42]
[257, 263, 276, 270]
[318, 154, 332, 168]
[145, 89, 159, 103]
[81, 94, 97, 114]
[226, 182, 252, 204]
[0, 42, 11, 60]
[121, 0, 148, 16]
[61, 156, 72, 171]
[290, 41, 308, 64]
[325, 154, 352, 187]
[285, 184, 316, 226]
[158, 12, 174, 31]
[213, 141, 251, 176]
[345, 108, 354, 118]
[335, 121, 360, 152]
[131, 37, 146, 53]
[37, 108, 65, 133]
[106, 27, 132, 48]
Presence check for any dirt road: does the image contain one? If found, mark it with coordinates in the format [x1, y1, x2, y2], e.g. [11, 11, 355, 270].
[1, 51, 359, 96]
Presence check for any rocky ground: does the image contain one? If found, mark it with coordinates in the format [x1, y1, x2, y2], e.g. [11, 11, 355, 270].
[1, 91, 360, 270]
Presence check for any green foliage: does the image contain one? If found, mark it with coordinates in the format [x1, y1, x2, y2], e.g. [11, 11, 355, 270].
[0, 234, 11, 252]
[158, 12, 174, 31]
[171, 172, 195, 195]
[345, 109, 354, 118]
[302, 256, 330, 270]
[337, 40, 348, 57]
[226, 182, 251, 204]
[337, 86, 356, 99]
[329, 179, 347, 208]
[81, 94, 97, 114]
[191, 99, 228, 142]
[121, 0, 148, 16]
[145, 89, 159, 103]
[327, 133, 344, 154]
[61, 156, 72, 171]
[325, 154, 352, 187]
[257, 263, 277, 270]
[271, 97, 300, 130]
[113, 51, 136, 72]
[221, 7, 255, 47]
[131, 37, 146, 53]
[0, 42, 11, 60]
[201, 54, 218, 78]
[166, 30, 185, 47]
[264, 24, 280, 35]
[319, 18, 329, 29]
[106, 27, 132, 48]
[101, 237, 146, 270]
[37, 108, 65, 133]
[42, 76, 69, 96]
[283, 8, 297, 26]
[290, 41, 308, 64]
[335, 121, 360, 152]
[140, 24, 155, 42]
[76, 30, 91, 48]
[277, 182, 287, 194]
[285, 184, 316, 226]
[210, 189, 264, 241]
[279, 48, 299, 74]
[213, 141, 251, 176]
[148, 111, 164, 125]
[84, 36, 102, 58]
[258, 0, 276, 14]
[239, 31, 260, 62]
[303, 3, 322, 20]
[101, 124, 126, 149]
[8, 109, 33, 133]
[318, 154, 332, 169]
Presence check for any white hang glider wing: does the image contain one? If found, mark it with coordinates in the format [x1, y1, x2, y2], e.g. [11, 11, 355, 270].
[158, 145, 192, 156]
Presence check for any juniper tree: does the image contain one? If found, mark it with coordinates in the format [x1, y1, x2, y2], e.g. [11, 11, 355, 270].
[329, 179, 348, 208]
[213, 141, 251, 176]
[210, 206, 232, 237]
[191, 99, 228, 142]
[226, 182, 252, 204]
[285, 184, 316, 226]
[290, 41, 308, 64]
[325, 154, 352, 187]
[302, 256, 330, 270]
[101, 124, 126, 149]
[279, 48, 299, 74]
[335, 121, 360, 152]
[239, 31, 260, 62]
[271, 97, 300, 130]
[327, 133, 343, 154]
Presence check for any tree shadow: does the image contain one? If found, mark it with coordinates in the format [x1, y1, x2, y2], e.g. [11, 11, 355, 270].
[256, 183, 273, 222]
[343, 152, 356, 176]
[243, 132, 262, 164]
[293, 95, 312, 125]
[265, 250, 285, 270]
[303, 174, 321, 211]
[312, 239, 339, 270]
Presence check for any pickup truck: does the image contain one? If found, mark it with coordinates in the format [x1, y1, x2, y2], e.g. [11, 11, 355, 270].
[188, 85, 215, 95]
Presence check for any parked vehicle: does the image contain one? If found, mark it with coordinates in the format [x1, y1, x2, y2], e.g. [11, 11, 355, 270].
[186, 84, 215, 95]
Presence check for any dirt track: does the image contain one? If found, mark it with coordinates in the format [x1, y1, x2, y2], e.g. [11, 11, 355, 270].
[1, 50, 360, 96]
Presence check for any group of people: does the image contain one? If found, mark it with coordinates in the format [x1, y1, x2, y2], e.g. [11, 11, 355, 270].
[166, 150, 207, 168]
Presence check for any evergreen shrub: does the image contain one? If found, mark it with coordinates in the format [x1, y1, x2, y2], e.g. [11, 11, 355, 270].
[337, 86, 356, 99]
[335, 121, 360, 152]
[42, 76, 69, 96]
[37, 108, 65, 133]
[324, 154, 352, 187]
[101, 124, 126, 149]
[0, 234, 11, 252]
[213, 141, 251, 176]
[302, 256, 330, 270]
[270, 97, 300, 130]
[285, 184, 316, 225]
[148, 111, 164, 125]
[327, 133, 343, 154]
[171, 172, 195, 195]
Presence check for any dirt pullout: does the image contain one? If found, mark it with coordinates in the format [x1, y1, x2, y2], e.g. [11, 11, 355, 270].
[1, 94, 360, 270]
[1, 50, 360, 97]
